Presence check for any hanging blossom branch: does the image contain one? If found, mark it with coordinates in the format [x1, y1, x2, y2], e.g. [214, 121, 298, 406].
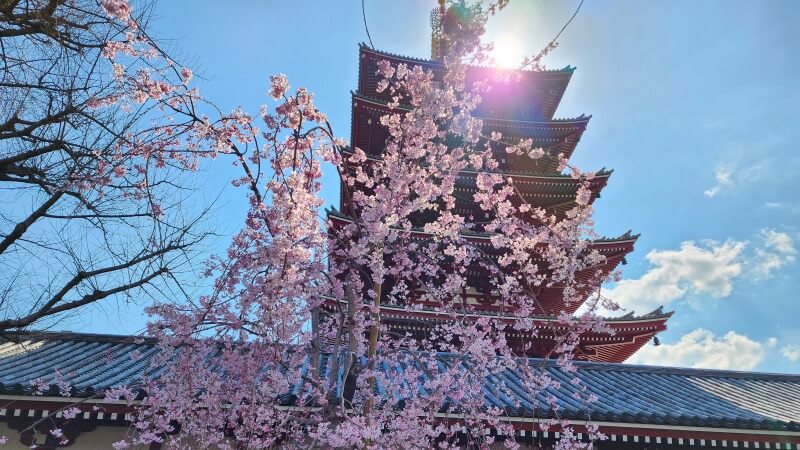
[21, 1, 625, 449]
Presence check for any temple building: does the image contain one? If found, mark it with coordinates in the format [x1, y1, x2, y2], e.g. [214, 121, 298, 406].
[0, 332, 798, 449]
[324, 32, 671, 363]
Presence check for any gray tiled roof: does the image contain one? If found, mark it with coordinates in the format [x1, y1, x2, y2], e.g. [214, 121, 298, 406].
[1, 332, 798, 432]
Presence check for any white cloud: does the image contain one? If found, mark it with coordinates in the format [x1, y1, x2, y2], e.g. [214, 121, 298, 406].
[629, 329, 764, 370]
[752, 229, 796, 279]
[704, 166, 733, 198]
[761, 228, 796, 254]
[605, 230, 796, 314]
[781, 344, 800, 362]
[605, 240, 746, 313]
[762, 202, 800, 214]
[704, 138, 799, 199]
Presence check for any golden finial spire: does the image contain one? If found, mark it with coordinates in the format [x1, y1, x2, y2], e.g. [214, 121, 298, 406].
[431, 0, 447, 60]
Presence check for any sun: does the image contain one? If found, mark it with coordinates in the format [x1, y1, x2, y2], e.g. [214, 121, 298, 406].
[491, 35, 524, 68]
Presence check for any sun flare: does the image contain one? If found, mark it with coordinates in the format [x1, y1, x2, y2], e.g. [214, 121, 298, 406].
[491, 35, 524, 68]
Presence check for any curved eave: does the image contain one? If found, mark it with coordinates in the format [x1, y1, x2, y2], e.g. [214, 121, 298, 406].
[327, 210, 638, 249]
[340, 145, 607, 182]
[352, 92, 590, 129]
[455, 169, 611, 189]
[359, 43, 576, 75]
[320, 295, 671, 327]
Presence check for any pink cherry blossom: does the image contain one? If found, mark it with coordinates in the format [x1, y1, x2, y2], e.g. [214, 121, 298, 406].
[101, 0, 131, 22]
[180, 67, 193, 85]
[61, 407, 80, 420]
[269, 73, 290, 99]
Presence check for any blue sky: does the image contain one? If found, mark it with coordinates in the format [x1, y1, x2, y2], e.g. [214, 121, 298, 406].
[76, 1, 799, 373]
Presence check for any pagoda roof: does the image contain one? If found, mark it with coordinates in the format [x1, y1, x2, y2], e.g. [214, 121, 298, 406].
[327, 210, 635, 317]
[451, 170, 610, 217]
[455, 168, 611, 189]
[2, 331, 799, 438]
[339, 145, 608, 182]
[358, 43, 577, 74]
[327, 209, 637, 247]
[321, 295, 672, 325]
[350, 94, 589, 169]
[358, 42, 577, 75]
[357, 45, 575, 121]
[615, 306, 673, 320]
[351, 92, 589, 124]
[320, 296, 670, 363]
[352, 91, 590, 130]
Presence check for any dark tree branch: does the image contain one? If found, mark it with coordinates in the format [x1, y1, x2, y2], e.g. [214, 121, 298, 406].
[0, 189, 64, 254]
[0, 266, 168, 330]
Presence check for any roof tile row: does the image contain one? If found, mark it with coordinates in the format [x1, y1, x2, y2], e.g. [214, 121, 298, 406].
[0, 332, 797, 431]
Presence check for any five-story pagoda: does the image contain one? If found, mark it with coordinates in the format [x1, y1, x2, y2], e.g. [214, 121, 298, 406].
[324, 3, 671, 364]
